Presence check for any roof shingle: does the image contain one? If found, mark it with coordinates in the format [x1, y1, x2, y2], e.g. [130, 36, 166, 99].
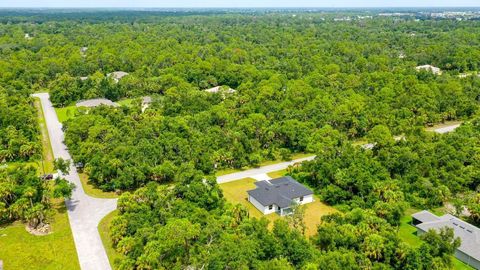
[247, 176, 313, 208]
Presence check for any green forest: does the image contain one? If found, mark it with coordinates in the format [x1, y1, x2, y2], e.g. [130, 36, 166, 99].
[1, 9, 480, 269]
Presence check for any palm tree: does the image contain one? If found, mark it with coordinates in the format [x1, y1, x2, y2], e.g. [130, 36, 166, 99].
[23, 186, 37, 208]
[230, 204, 249, 228]
[19, 144, 34, 158]
[0, 182, 15, 204]
[25, 203, 48, 229]
[3, 149, 15, 161]
[363, 234, 385, 260]
[9, 197, 29, 220]
[395, 242, 410, 262]
[0, 149, 8, 162]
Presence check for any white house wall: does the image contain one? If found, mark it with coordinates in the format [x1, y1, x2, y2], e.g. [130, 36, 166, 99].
[292, 194, 314, 205]
[455, 249, 480, 269]
[249, 194, 314, 216]
[264, 204, 278, 214]
[302, 194, 314, 204]
[416, 228, 479, 269]
[249, 195, 277, 214]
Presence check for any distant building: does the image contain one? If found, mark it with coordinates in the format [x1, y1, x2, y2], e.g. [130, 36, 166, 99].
[142, 96, 152, 112]
[204, 86, 236, 94]
[80, 47, 88, 57]
[357, 15, 373, 20]
[24, 33, 32, 40]
[76, 98, 119, 108]
[416, 65, 442, 75]
[334, 17, 352, 21]
[107, 71, 129, 83]
[79, 76, 89, 81]
[412, 210, 480, 269]
[361, 143, 376, 150]
[458, 73, 479, 79]
[247, 176, 314, 216]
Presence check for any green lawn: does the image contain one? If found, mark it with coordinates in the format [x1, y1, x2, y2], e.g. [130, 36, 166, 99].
[453, 259, 475, 270]
[0, 200, 80, 270]
[54, 98, 136, 123]
[219, 178, 336, 236]
[34, 97, 55, 174]
[117, 98, 135, 107]
[267, 169, 288, 179]
[55, 105, 77, 123]
[98, 210, 124, 270]
[3, 161, 39, 170]
[0, 97, 80, 269]
[215, 152, 313, 176]
[398, 208, 474, 270]
[220, 178, 277, 221]
[79, 173, 118, 199]
[398, 209, 422, 247]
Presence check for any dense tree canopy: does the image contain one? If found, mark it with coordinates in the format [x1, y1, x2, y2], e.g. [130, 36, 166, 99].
[0, 166, 73, 228]
[110, 179, 460, 270]
[292, 119, 480, 226]
[1, 10, 478, 269]
[0, 88, 40, 162]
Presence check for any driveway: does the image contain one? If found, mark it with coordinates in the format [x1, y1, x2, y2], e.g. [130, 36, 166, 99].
[217, 122, 462, 184]
[33, 93, 117, 270]
[33, 91, 463, 269]
[217, 156, 315, 183]
[433, 124, 461, 134]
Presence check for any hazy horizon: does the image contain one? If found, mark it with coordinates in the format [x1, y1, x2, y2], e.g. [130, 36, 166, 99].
[2, 0, 479, 8]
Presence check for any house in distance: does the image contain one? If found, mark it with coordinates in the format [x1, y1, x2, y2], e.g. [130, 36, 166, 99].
[415, 64, 442, 75]
[412, 210, 480, 269]
[247, 176, 313, 216]
[76, 98, 119, 108]
[204, 85, 236, 94]
[107, 71, 129, 83]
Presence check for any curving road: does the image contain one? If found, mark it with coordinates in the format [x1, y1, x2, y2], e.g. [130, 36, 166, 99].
[433, 124, 461, 134]
[217, 156, 315, 183]
[217, 123, 461, 183]
[33, 93, 117, 270]
[32, 92, 463, 269]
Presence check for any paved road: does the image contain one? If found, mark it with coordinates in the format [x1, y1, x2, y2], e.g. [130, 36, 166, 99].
[217, 156, 315, 183]
[33, 93, 117, 270]
[33, 91, 463, 268]
[434, 124, 461, 134]
[218, 123, 462, 183]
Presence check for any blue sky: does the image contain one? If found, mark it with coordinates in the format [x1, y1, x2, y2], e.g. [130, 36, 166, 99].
[1, 0, 478, 8]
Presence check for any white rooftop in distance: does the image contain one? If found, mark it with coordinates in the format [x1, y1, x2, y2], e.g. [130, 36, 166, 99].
[76, 98, 119, 108]
[204, 86, 236, 94]
[142, 96, 152, 104]
[107, 71, 129, 82]
[416, 65, 442, 75]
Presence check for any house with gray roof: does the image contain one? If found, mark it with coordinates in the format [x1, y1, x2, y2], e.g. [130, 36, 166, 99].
[247, 176, 313, 216]
[412, 210, 480, 269]
[107, 71, 129, 83]
[76, 98, 119, 108]
[142, 96, 152, 112]
[415, 64, 442, 75]
[204, 86, 236, 94]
